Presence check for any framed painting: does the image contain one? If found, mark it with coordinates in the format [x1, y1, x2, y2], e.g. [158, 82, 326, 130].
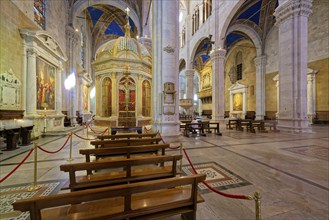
[233, 93, 243, 111]
[36, 57, 56, 110]
[82, 85, 89, 111]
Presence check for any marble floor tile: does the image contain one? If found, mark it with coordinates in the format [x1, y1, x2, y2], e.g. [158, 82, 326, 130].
[0, 125, 328, 219]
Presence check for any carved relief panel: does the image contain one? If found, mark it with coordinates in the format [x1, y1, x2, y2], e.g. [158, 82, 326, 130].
[0, 69, 21, 109]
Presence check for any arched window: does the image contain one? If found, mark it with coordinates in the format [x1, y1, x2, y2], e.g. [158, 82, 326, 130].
[236, 52, 243, 80]
[102, 77, 112, 117]
[203, 0, 212, 21]
[142, 80, 151, 116]
[192, 14, 195, 35]
[195, 7, 199, 32]
[181, 27, 186, 47]
[34, 0, 46, 30]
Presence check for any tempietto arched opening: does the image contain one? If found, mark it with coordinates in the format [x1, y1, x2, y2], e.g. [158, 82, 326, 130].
[142, 80, 151, 117]
[101, 77, 112, 117]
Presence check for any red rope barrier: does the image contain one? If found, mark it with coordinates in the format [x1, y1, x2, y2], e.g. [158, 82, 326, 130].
[73, 133, 96, 141]
[168, 145, 180, 150]
[0, 148, 34, 183]
[37, 134, 71, 154]
[182, 148, 251, 200]
[157, 131, 166, 144]
[88, 125, 108, 134]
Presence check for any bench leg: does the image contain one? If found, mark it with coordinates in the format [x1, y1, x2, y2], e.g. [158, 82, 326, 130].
[182, 211, 196, 220]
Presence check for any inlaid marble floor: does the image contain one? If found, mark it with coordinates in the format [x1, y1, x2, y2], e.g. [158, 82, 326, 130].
[0, 125, 328, 220]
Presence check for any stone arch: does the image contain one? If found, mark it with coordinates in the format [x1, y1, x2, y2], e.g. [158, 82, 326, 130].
[218, 0, 245, 48]
[72, 0, 141, 34]
[189, 36, 209, 69]
[226, 23, 262, 56]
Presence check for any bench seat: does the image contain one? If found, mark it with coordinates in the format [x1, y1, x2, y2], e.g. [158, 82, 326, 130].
[13, 174, 206, 220]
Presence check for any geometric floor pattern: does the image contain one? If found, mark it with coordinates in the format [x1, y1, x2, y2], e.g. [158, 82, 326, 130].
[182, 162, 251, 194]
[0, 182, 60, 220]
[282, 145, 329, 161]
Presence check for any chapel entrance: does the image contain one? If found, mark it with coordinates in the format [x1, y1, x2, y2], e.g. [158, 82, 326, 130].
[118, 76, 136, 127]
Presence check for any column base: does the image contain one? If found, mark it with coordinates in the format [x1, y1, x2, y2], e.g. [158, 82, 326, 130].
[277, 118, 312, 133]
[211, 115, 225, 122]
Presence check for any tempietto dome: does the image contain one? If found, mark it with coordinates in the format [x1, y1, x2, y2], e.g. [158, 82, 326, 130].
[96, 37, 151, 64]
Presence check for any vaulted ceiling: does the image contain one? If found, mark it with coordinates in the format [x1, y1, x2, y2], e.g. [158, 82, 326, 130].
[225, 0, 278, 51]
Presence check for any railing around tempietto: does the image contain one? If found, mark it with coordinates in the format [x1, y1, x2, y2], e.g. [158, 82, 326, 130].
[0, 121, 261, 220]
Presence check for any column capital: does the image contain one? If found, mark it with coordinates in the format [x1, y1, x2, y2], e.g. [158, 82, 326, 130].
[27, 48, 38, 56]
[254, 55, 267, 66]
[185, 69, 195, 77]
[274, 0, 313, 25]
[210, 48, 226, 62]
[66, 25, 79, 44]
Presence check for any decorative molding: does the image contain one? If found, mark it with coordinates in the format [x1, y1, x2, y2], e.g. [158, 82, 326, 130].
[274, 0, 313, 25]
[254, 55, 267, 66]
[163, 45, 175, 53]
[210, 48, 226, 63]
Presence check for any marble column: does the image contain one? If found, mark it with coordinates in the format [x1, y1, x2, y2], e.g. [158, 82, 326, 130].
[307, 69, 317, 123]
[21, 42, 27, 116]
[254, 55, 267, 120]
[26, 48, 38, 116]
[210, 48, 226, 122]
[185, 69, 195, 115]
[152, 0, 180, 136]
[274, 0, 312, 132]
[56, 62, 63, 115]
[66, 25, 78, 125]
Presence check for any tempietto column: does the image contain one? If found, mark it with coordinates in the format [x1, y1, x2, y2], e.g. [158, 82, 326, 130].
[185, 69, 195, 115]
[26, 48, 38, 116]
[137, 75, 143, 117]
[254, 55, 267, 120]
[274, 0, 312, 132]
[110, 73, 118, 118]
[210, 48, 226, 122]
[152, 0, 179, 136]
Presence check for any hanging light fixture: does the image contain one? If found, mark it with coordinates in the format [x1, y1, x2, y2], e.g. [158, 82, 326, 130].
[123, 7, 131, 77]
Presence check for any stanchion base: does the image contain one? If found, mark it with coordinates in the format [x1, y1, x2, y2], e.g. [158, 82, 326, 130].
[67, 158, 74, 161]
[28, 185, 42, 192]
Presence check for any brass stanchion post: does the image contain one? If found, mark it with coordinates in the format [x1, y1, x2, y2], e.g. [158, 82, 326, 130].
[108, 126, 110, 135]
[180, 143, 183, 176]
[67, 132, 74, 161]
[254, 191, 261, 220]
[86, 125, 88, 138]
[28, 142, 41, 191]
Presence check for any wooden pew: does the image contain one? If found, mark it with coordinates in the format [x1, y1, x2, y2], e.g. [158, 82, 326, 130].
[60, 155, 183, 191]
[13, 174, 206, 220]
[184, 123, 206, 137]
[90, 137, 162, 148]
[202, 122, 222, 135]
[97, 133, 158, 140]
[80, 144, 170, 163]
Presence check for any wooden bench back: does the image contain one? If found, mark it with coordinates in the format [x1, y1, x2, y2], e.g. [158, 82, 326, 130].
[80, 144, 170, 162]
[60, 154, 182, 191]
[13, 174, 206, 220]
[97, 133, 158, 140]
[90, 137, 162, 148]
